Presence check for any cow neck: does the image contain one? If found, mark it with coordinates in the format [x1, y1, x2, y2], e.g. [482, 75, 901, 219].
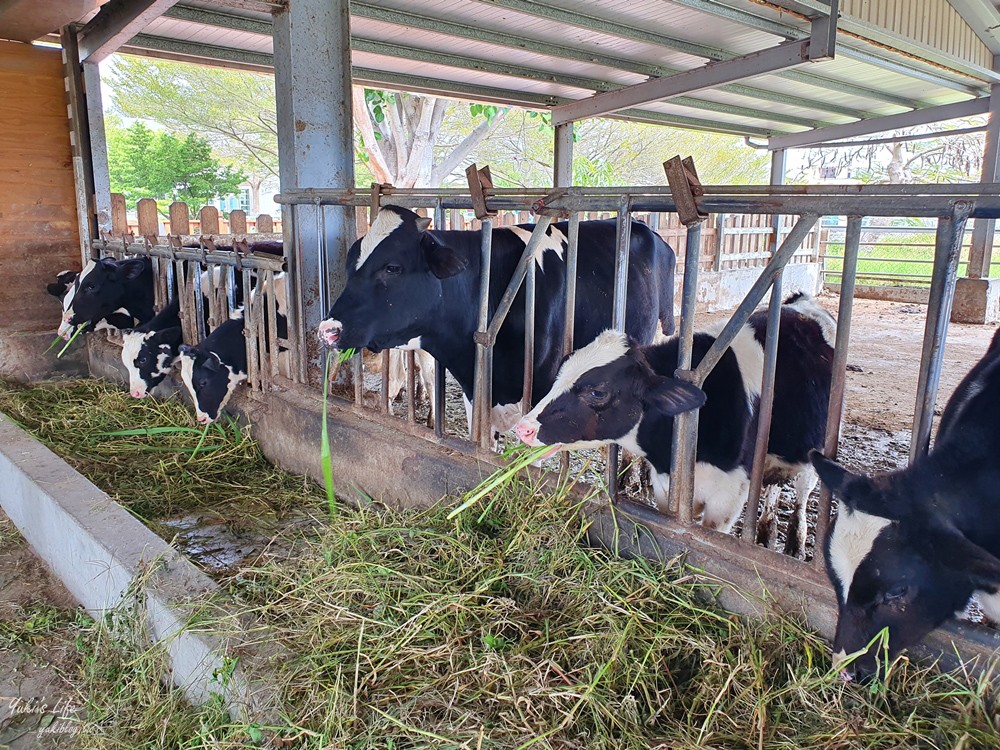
[418, 246, 480, 400]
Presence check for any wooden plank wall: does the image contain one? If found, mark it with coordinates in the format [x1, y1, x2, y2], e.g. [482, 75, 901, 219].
[0, 40, 79, 333]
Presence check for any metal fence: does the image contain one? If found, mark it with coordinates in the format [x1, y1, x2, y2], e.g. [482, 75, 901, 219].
[819, 218, 999, 286]
[269, 175, 1000, 579]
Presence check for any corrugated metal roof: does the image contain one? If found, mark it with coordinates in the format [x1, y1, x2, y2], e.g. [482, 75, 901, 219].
[114, 0, 998, 141]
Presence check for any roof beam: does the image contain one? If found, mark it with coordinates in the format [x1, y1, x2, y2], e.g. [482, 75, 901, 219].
[162, 5, 832, 128]
[78, 0, 180, 63]
[767, 96, 991, 149]
[472, 0, 928, 110]
[947, 0, 1000, 56]
[551, 38, 818, 125]
[667, 0, 998, 89]
[120, 34, 778, 137]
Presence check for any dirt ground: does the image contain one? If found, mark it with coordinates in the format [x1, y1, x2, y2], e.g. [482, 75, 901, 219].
[0, 513, 85, 749]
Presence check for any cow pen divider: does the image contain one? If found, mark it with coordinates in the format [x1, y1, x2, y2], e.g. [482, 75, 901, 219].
[272, 179, 1000, 581]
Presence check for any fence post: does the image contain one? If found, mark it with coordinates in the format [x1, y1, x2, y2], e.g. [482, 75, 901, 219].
[170, 202, 190, 235]
[229, 209, 247, 234]
[110, 193, 127, 238]
[199, 206, 220, 235]
[256, 214, 273, 233]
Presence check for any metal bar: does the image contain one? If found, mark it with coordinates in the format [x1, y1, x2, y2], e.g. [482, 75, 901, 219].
[968, 71, 1000, 279]
[474, 219, 494, 447]
[605, 196, 634, 499]
[380, 350, 390, 414]
[668, 220, 705, 522]
[266, 269, 280, 378]
[78, 0, 181, 63]
[552, 37, 815, 126]
[768, 98, 991, 151]
[243, 267, 260, 392]
[562, 214, 581, 357]
[522, 252, 537, 413]
[815, 215, 862, 566]
[203, 253, 217, 328]
[101, 241, 285, 270]
[407, 349, 416, 424]
[83, 62, 112, 250]
[743, 271, 782, 544]
[434, 200, 446, 438]
[255, 270, 270, 393]
[692, 214, 819, 385]
[354, 353, 363, 406]
[910, 202, 974, 461]
[485, 217, 553, 340]
[554, 123, 573, 187]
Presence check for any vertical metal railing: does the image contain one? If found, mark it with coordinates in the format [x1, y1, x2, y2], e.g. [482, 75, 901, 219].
[605, 196, 633, 497]
[474, 218, 494, 449]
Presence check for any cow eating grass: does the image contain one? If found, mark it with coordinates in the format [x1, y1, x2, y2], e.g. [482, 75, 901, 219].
[813, 327, 1000, 682]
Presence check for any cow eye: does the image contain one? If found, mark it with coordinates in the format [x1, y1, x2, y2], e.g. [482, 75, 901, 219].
[84, 282, 96, 291]
[883, 585, 908, 604]
[384, 263, 402, 275]
[583, 387, 610, 406]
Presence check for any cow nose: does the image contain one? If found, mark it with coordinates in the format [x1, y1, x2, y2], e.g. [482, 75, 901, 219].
[197, 414, 211, 425]
[515, 418, 538, 445]
[317, 319, 342, 347]
[130, 389, 145, 399]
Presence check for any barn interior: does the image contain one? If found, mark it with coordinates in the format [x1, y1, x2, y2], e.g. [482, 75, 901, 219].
[3, 0, 1000, 711]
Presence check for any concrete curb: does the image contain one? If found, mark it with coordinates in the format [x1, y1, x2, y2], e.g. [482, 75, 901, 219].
[0, 412, 271, 718]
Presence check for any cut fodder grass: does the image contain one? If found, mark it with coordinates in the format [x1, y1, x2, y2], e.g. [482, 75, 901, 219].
[0, 378, 326, 526]
[185, 483, 1000, 750]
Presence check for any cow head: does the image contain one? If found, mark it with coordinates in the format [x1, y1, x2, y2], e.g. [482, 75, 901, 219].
[121, 327, 182, 398]
[47, 270, 77, 299]
[59, 258, 146, 338]
[811, 450, 1000, 682]
[317, 205, 467, 352]
[178, 344, 246, 424]
[514, 331, 705, 454]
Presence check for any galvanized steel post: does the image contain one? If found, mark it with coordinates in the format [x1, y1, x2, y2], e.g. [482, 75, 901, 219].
[668, 220, 704, 521]
[910, 201, 973, 461]
[968, 64, 1000, 279]
[273, 0, 356, 378]
[474, 219, 494, 448]
[554, 122, 573, 188]
[433, 201, 447, 437]
[815, 215, 862, 562]
[605, 196, 634, 498]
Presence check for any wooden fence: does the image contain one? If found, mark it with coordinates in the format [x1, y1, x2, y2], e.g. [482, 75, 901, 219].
[109, 194, 280, 239]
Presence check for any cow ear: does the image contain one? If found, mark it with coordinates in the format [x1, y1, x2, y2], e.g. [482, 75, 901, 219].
[810, 451, 855, 497]
[415, 216, 432, 233]
[421, 234, 467, 279]
[178, 344, 194, 357]
[929, 524, 1000, 590]
[118, 258, 147, 281]
[152, 326, 182, 346]
[643, 377, 706, 417]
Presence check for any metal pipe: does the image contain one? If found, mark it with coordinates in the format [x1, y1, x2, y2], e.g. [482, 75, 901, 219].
[562, 212, 580, 357]
[434, 200, 447, 438]
[743, 270, 782, 544]
[691, 214, 819, 386]
[474, 219, 494, 447]
[407, 349, 416, 424]
[909, 202, 974, 461]
[604, 197, 634, 498]
[668, 220, 704, 522]
[266, 269, 280, 378]
[815, 215, 862, 564]
[380, 349, 390, 414]
[522, 251, 536, 413]
[353, 352, 363, 406]
[243, 267, 260, 391]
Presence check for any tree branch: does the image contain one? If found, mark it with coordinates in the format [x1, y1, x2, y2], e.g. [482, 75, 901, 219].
[430, 111, 505, 187]
[352, 87, 393, 183]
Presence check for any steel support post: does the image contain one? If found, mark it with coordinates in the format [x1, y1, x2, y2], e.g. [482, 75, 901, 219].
[668, 220, 704, 521]
[474, 220, 494, 449]
[744, 149, 787, 544]
[273, 0, 356, 378]
[968, 69, 1000, 279]
[559, 212, 581, 480]
[554, 122, 573, 187]
[814, 215, 862, 563]
[605, 196, 633, 498]
[434, 201, 447, 437]
[910, 202, 974, 461]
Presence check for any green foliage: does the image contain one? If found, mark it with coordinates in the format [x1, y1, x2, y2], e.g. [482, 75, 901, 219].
[107, 120, 245, 205]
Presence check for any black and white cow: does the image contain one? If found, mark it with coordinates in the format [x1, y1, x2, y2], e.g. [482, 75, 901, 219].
[177, 272, 289, 423]
[178, 314, 247, 424]
[120, 297, 182, 398]
[58, 257, 154, 339]
[516, 294, 835, 549]
[811, 326, 1000, 682]
[47, 270, 79, 299]
[317, 205, 676, 433]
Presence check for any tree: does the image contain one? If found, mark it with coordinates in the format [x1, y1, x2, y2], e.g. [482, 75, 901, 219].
[106, 119, 245, 205]
[788, 119, 987, 184]
[107, 55, 505, 192]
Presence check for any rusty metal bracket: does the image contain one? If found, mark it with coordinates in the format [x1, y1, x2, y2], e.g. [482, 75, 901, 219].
[466, 163, 496, 220]
[234, 237, 251, 255]
[167, 234, 183, 261]
[369, 182, 394, 223]
[664, 155, 708, 226]
[531, 189, 570, 218]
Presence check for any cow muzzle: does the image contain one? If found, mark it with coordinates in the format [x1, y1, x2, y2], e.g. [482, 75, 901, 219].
[515, 417, 540, 446]
[317, 318, 343, 348]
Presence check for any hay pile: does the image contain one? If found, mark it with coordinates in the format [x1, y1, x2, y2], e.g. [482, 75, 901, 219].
[1, 379, 998, 748]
